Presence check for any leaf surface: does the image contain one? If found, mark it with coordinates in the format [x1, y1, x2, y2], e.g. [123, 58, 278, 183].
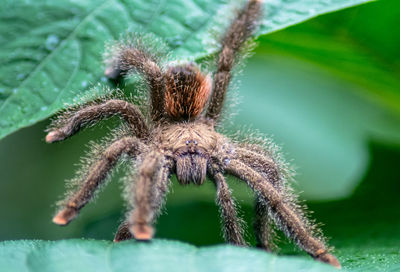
[0, 239, 337, 272]
[0, 0, 372, 139]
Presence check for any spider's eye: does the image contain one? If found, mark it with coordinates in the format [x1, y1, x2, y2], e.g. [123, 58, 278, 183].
[193, 140, 198, 145]
[185, 140, 191, 145]
[223, 158, 231, 165]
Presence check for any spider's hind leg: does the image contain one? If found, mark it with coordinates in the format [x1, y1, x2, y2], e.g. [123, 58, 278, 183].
[114, 221, 133, 242]
[254, 196, 278, 252]
[104, 38, 166, 122]
[206, 0, 262, 122]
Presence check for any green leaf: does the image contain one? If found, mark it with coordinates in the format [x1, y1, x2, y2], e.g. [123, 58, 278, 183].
[0, 0, 372, 140]
[0, 239, 336, 272]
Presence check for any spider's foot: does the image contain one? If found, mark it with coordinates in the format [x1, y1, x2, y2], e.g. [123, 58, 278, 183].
[113, 225, 133, 243]
[104, 66, 121, 80]
[114, 236, 133, 243]
[256, 243, 273, 252]
[52, 207, 77, 226]
[315, 252, 341, 269]
[46, 130, 66, 143]
[131, 223, 153, 241]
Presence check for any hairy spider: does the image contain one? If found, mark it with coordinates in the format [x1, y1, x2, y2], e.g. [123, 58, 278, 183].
[46, 0, 340, 268]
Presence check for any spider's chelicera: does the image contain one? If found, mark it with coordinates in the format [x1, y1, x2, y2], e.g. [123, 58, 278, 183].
[46, 0, 340, 268]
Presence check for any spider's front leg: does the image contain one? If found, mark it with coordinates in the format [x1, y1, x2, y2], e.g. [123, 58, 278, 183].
[53, 137, 146, 225]
[123, 151, 172, 241]
[46, 99, 148, 143]
[208, 162, 247, 246]
[225, 159, 341, 268]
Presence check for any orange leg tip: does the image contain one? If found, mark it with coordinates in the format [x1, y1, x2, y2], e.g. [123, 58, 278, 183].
[104, 67, 119, 79]
[45, 131, 57, 143]
[52, 213, 68, 225]
[132, 224, 153, 241]
[52, 208, 76, 226]
[104, 67, 113, 76]
[316, 253, 341, 269]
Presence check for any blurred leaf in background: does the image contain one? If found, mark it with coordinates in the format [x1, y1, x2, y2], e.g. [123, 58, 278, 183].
[235, 0, 400, 200]
[0, 0, 400, 271]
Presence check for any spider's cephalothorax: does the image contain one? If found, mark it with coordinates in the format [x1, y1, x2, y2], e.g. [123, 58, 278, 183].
[157, 121, 225, 187]
[46, 0, 340, 268]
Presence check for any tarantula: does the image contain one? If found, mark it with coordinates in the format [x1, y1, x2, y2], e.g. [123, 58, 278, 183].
[46, 0, 340, 268]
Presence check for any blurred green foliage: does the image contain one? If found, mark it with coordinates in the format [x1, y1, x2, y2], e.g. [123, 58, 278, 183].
[0, 0, 400, 271]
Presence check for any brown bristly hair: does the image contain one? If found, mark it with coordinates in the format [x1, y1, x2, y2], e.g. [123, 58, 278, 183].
[164, 65, 211, 121]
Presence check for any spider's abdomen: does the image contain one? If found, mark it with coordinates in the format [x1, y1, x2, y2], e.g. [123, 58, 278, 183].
[164, 64, 211, 121]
